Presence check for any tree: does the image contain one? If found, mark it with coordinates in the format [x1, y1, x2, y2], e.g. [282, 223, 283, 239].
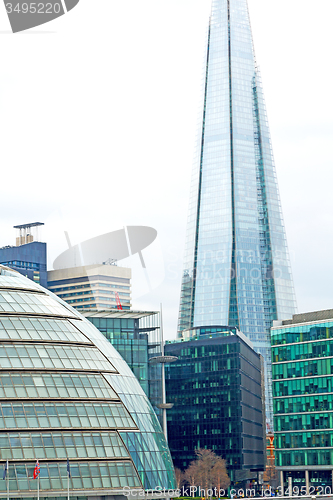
[183, 449, 230, 498]
[212, 456, 230, 493]
[174, 467, 185, 490]
[184, 461, 201, 497]
[195, 448, 217, 494]
[263, 464, 278, 488]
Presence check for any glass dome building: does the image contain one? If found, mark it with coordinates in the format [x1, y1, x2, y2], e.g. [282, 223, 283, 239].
[0, 265, 175, 498]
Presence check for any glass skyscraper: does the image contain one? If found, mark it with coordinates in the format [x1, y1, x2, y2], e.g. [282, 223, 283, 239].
[178, 0, 297, 427]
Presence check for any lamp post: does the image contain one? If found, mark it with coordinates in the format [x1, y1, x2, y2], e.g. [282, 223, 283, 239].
[149, 305, 177, 441]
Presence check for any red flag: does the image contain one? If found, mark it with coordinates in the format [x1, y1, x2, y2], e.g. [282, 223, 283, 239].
[33, 461, 40, 479]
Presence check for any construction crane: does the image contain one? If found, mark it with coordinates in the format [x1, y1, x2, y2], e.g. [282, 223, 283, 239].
[114, 292, 123, 310]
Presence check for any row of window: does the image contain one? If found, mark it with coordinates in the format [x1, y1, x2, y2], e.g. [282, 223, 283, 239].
[276, 431, 333, 449]
[272, 358, 333, 379]
[276, 450, 332, 467]
[273, 376, 333, 397]
[275, 412, 333, 431]
[89, 318, 136, 330]
[274, 394, 333, 414]
[1, 260, 40, 269]
[0, 317, 89, 344]
[51, 283, 130, 293]
[0, 343, 115, 372]
[0, 372, 117, 400]
[272, 340, 333, 362]
[0, 290, 74, 317]
[0, 431, 129, 460]
[0, 461, 140, 491]
[178, 342, 238, 357]
[271, 324, 333, 346]
[0, 401, 135, 430]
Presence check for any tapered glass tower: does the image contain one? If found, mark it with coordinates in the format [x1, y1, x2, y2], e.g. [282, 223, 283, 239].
[178, 0, 297, 427]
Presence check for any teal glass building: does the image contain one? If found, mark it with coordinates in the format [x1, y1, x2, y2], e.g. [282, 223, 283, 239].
[0, 265, 175, 498]
[272, 310, 333, 491]
[84, 310, 163, 424]
[178, 0, 296, 427]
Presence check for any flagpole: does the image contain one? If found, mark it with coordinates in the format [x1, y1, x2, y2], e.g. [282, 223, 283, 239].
[6, 461, 9, 500]
[37, 473, 39, 500]
[67, 458, 70, 500]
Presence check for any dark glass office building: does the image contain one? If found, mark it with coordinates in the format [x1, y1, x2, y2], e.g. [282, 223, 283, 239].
[272, 310, 333, 492]
[177, 0, 297, 428]
[165, 326, 265, 482]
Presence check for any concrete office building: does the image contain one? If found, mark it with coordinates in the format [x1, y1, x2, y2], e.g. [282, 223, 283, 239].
[0, 264, 175, 497]
[165, 326, 265, 482]
[272, 310, 333, 492]
[48, 264, 131, 311]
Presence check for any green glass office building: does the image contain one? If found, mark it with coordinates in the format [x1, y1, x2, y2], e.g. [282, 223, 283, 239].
[272, 310, 333, 491]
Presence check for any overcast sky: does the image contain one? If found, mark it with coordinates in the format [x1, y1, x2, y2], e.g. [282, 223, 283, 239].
[0, 0, 332, 338]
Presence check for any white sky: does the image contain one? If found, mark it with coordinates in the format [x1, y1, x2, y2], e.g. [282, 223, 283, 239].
[0, 0, 332, 338]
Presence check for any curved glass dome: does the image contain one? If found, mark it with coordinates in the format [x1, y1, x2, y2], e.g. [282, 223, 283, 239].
[0, 265, 175, 498]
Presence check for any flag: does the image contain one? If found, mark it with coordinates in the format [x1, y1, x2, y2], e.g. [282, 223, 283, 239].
[33, 460, 40, 480]
[67, 458, 70, 478]
[3, 460, 8, 481]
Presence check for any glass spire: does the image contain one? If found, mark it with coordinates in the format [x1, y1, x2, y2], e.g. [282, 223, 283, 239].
[178, 0, 297, 428]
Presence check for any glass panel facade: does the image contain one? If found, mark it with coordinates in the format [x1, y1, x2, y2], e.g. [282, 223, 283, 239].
[0, 461, 141, 492]
[177, 0, 297, 428]
[0, 290, 76, 317]
[0, 431, 129, 460]
[0, 401, 135, 430]
[274, 394, 333, 414]
[0, 371, 118, 399]
[0, 317, 91, 343]
[87, 313, 164, 424]
[272, 318, 333, 473]
[0, 265, 176, 494]
[0, 271, 42, 291]
[0, 343, 115, 372]
[88, 316, 149, 395]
